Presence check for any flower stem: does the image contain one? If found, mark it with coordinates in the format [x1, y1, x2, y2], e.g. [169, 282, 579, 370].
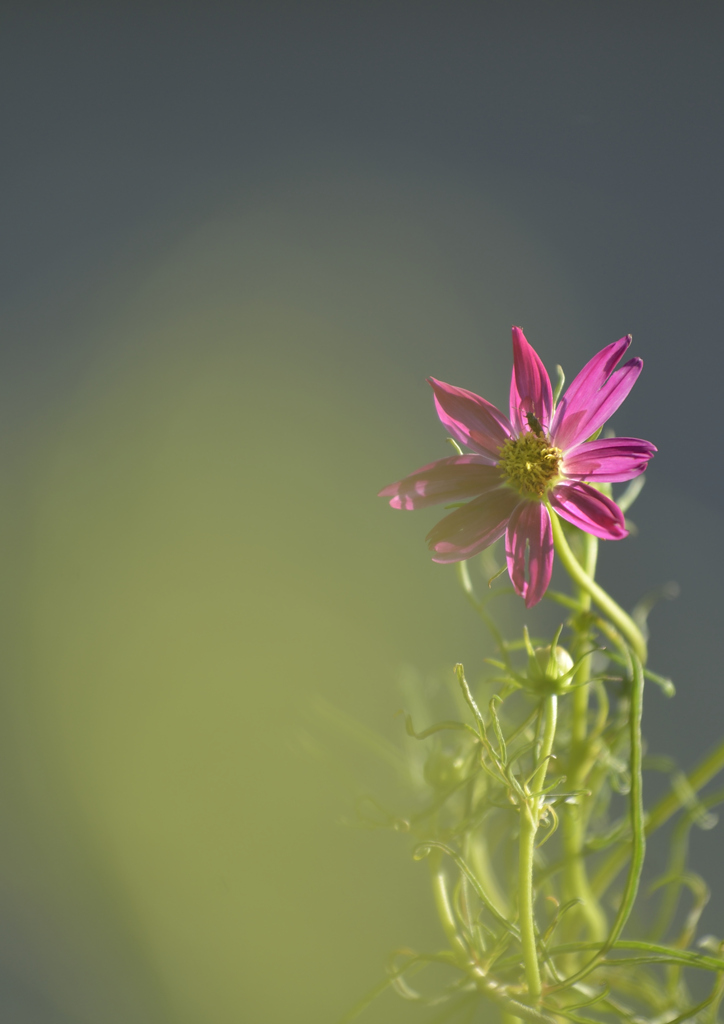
[519, 810, 541, 999]
[424, 847, 470, 965]
[548, 508, 648, 665]
[569, 532, 595, 764]
[531, 695, 558, 802]
[562, 529, 608, 945]
[519, 695, 557, 1001]
[593, 733, 724, 896]
[549, 652, 646, 992]
[570, 529, 596, 765]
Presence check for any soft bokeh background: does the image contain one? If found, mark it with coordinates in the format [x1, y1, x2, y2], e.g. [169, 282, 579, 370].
[0, 3, 723, 1021]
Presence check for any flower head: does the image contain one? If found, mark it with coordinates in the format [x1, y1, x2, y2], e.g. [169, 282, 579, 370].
[379, 328, 655, 607]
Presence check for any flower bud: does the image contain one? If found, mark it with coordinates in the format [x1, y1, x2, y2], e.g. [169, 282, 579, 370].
[423, 746, 467, 788]
[526, 643, 575, 695]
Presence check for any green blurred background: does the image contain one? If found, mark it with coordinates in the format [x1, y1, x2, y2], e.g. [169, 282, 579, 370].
[1, 4, 723, 1021]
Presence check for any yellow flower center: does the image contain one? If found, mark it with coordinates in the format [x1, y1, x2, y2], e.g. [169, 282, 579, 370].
[498, 421, 562, 498]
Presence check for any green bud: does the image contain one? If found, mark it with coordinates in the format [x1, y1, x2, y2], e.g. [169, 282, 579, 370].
[423, 746, 467, 788]
[527, 644, 575, 695]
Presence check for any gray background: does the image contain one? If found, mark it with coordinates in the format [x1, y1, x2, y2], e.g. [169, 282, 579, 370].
[0, 3, 722, 1021]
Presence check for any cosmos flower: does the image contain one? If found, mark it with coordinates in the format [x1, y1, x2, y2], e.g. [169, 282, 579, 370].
[379, 328, 655, 607]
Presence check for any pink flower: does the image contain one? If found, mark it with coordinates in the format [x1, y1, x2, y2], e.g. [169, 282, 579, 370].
[379, 328, 655, 607]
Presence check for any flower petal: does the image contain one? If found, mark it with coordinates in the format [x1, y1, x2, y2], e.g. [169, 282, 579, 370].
[378, 456, 504, 509]
[562, 437, 657, 483]
[429, 378, 512, 461]
[426, 488, 520, 563]
[550, 336, 630, 438]
[551, 335, 643, 450]
[509, 326, 553, 434]
[505, 502, 553, 608]
[549, 482, 627, 540]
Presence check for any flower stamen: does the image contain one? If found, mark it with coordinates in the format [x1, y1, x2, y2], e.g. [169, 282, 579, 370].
[498, 431, 562, 498]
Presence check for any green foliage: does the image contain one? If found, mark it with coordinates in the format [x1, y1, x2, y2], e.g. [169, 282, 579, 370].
[341, 494, 724, 1024]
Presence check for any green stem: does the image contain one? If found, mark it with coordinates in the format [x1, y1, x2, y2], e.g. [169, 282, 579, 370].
[467, 833, 510, 920]
[428, 851, 469, 962]
[548, 509, 648, 665]
[569, 532, 595, 757]
[418, 840, 520, 939]
[593, 734, 724, 896]
[518, 807, 539, 999]
[562, 530, 608, 945]
[519, 696, 557, 1001]
[549, 653, 646, 993]
[532, 695, 558, 800]
[496, 939, 724, 975]
[561, 813, 608, 946]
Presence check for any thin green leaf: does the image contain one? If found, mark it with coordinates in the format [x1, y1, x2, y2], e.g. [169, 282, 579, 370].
[413, 839, 521, 939]
[405, 713, 479, 741]
[489, 695, 508, 766]
[616, 475, 646, 513]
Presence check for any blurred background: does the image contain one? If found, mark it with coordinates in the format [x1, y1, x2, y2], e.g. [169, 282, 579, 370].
[0, 2, 722, 1020]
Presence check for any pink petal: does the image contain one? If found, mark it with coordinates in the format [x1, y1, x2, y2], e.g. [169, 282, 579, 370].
[426, 487, 520, 563]
[551, 336, 630, 437]
[551, 335, 643, 450]
[505, 502, 554, 608]
[562, 437, 657, 483]
[378, 456, 504, 510]
[429, 378, 512, 462]
[509, 326, 553, 434]
[549, 482, 627, 540]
